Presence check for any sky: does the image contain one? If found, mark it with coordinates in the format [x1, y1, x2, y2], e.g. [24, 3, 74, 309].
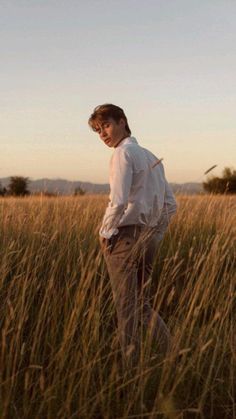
[1, 0, 236, 184]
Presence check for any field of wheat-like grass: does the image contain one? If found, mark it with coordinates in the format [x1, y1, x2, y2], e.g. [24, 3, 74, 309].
[0, 194, 235, 419]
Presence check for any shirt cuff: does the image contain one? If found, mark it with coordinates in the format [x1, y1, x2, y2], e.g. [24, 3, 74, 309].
[99, 227, 119, 239]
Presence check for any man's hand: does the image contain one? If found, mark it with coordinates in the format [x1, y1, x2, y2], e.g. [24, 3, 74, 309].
[99, 235, 118, 253]
[99, 235, 107, 249]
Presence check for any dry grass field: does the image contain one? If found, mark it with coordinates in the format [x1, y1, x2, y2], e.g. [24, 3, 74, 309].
[0, 194, 235, 419]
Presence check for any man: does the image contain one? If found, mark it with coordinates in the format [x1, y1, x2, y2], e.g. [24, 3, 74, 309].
[88, 104, 177, 368]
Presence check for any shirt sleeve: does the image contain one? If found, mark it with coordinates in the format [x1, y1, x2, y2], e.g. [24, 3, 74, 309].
[163, 179, 178, 217]
[156, 179, 177, 239]
[99, 147, 133, 239]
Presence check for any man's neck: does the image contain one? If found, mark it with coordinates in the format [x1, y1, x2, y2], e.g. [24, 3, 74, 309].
[114, 133, 130, 148]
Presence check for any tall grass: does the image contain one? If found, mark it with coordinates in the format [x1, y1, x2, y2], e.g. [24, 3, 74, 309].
[0, 194, 235, 418]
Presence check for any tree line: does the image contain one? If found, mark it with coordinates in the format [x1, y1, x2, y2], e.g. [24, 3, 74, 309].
[203, 167, 236, 194]
[0, 177, 30, 196]
[0, 168, 236, 196]
[0, 177, 86, 197]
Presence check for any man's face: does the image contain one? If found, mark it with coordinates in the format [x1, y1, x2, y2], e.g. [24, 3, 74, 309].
[94, 117, 128, 148]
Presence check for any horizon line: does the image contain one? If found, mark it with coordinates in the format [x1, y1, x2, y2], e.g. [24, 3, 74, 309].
[0, 176, 203, 185]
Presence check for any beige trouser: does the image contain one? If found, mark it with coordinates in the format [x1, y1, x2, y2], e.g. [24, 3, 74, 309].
[102, 224, 171, 368]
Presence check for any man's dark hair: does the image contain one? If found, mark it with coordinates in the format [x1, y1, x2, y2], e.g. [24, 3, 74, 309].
[88, 104, 131, 135]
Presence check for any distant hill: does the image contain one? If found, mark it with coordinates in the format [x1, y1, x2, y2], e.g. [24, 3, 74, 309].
[0, 177, 203, 195]
[171, 182, 203, 194]
[0, 177, 110, 195]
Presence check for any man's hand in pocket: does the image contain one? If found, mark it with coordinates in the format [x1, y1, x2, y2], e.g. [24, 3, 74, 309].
[99, 235, 107, 249]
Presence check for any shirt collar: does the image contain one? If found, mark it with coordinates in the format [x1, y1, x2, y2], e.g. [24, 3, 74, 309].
[116, 136, 138, 148]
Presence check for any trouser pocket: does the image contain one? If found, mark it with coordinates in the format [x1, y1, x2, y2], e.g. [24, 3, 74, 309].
[109, 232, 136, 258]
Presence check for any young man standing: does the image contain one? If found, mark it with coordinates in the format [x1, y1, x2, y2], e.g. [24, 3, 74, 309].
[88, 104, 177, 368]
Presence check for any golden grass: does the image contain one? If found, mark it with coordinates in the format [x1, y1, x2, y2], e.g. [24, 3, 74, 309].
[0, 194, 235, 418]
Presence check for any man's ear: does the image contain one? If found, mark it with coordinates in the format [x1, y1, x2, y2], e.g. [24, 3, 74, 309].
[119, 118, 126, 127]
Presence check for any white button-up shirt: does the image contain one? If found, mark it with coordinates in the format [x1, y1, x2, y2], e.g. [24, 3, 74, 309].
[100, 136, 177, 239]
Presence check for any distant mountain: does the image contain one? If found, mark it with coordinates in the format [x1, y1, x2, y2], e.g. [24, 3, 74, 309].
[0, 177, 203, 195]
[0, 177, 110, 194]
[171, 182, 203, 194]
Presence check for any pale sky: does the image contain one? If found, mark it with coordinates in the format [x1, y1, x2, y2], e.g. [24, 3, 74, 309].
[1, 0, 236, 184]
